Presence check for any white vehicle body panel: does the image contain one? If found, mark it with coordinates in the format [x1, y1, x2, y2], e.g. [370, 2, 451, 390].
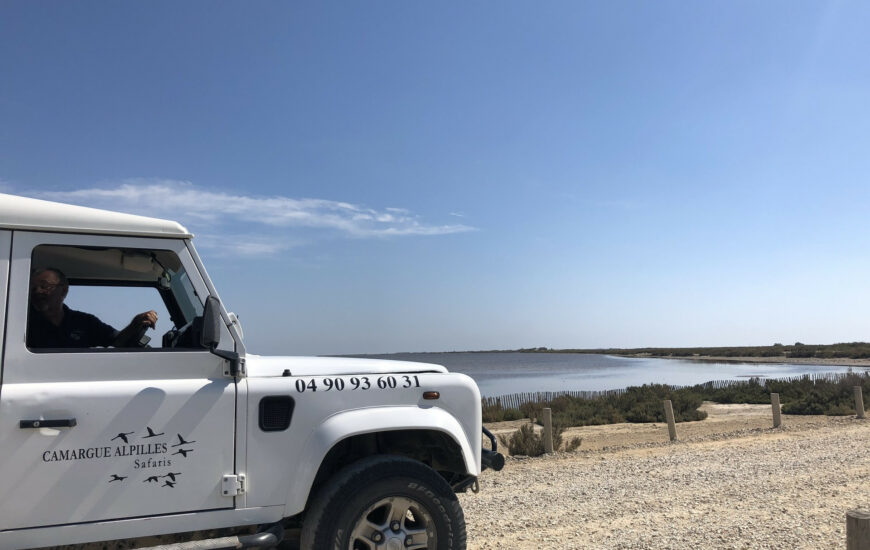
[244, 371, 481, 514]
[1, 507, 285, 550]
[0, 232, 240, 534]
[0, 380, 235, 530]
[246, 354, 448, 377]
[0, 193, 190, 238]
[0, 230, 9, 375]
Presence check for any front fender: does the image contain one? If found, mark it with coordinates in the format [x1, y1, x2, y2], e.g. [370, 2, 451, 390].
[283, 406, 478, 517]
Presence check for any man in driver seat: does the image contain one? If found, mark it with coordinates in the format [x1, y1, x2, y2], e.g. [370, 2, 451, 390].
[27, 267, 158, 349]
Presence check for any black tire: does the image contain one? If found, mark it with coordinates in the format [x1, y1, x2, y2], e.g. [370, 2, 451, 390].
[300, 455, 467, 550]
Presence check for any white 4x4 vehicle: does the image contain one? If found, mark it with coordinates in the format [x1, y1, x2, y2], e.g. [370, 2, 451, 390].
[0, 194, 503, 550]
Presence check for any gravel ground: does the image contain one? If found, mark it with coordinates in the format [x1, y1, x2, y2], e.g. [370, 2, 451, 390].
[462, 413, 870, 549]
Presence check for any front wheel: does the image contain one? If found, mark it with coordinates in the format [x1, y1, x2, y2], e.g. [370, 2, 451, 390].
[301, 455, 467, 550]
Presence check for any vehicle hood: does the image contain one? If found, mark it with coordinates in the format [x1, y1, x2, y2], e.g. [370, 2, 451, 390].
[245, 355, 449, 377]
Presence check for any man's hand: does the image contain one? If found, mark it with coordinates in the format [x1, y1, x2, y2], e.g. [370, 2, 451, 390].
[114, 310, 159, 348]
[132, 310, 158, 329]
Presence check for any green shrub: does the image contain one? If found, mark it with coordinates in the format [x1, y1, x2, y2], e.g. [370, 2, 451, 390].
[519, 401, 539, 421]
[482, 399, 510, 422]
[824, 403, 854, 416]
[782, 399, 825, 415]
[499, 424, 544, 456]
[482, 401, 527, 423]
[523, 384, 706, 427]
[712, 372, 870, 418]
[498, 423, 582, 456]
[563, 437, 582, 452]
[502, 408, 524, 421]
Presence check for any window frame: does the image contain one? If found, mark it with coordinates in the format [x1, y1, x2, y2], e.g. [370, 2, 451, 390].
[27, 245, 207, 353]
[6, 231, 230, 384]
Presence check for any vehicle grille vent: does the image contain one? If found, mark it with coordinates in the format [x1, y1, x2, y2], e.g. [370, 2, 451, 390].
[259, 396, 295, 432]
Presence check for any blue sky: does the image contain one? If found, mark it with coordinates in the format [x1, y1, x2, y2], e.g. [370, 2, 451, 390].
[2, 2, 870, 355]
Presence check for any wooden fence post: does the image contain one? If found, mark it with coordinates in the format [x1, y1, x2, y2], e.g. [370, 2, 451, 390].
[855, 387, 866, 420]
[542, 407, 554, 453]
[847, 509, 870, 550]
[663, 400, 677, 441]
[771, 393, 782, 428]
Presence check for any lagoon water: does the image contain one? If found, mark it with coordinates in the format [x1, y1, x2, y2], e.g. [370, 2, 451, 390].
[358, 352, 867, 398]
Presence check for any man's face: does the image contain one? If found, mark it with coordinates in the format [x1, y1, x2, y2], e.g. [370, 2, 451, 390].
[30, 271, 67, 313]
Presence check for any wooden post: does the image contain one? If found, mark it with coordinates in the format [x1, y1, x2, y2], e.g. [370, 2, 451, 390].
[771, 393, 782, 428]
[855, 386, 866, 419]
[847, 509, 870, 550]
[663, 400, 677, 441]
[542, 407, 554, 453]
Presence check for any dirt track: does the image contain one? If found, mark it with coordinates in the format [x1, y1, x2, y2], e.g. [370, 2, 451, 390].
[462, 403, 870, 549]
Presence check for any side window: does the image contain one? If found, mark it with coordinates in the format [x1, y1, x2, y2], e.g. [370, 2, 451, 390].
[27, 245, 206, 352]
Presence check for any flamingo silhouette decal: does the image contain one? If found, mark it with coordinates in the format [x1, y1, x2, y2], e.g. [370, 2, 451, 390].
[142, 426, 164, 438]
[111, 432, 135, 444]
[171, 434, 196, 447]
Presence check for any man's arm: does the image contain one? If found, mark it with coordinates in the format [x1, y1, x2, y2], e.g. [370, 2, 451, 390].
[113, 310, 158, 347]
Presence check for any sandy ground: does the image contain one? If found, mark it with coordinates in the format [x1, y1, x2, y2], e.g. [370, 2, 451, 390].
[463, 403, 870, 549]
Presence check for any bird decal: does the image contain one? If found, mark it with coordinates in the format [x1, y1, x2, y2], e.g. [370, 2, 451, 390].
[171, 434, 196, 447]
[111, 432, 135, 444]
[143, 426, 165, 438]
[172, 448, 193, 457]
[144, 476, 160, 483]
[162, 472, 182, 482]
[162, 481, 176, 488]
[109, 474, 127, 482]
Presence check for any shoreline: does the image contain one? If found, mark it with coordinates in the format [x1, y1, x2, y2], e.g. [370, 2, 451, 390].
[347, 350, 870, 369]
[623, 354, 870, 368]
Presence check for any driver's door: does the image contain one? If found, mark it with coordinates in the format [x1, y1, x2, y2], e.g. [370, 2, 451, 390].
[0, 232, 238, 530]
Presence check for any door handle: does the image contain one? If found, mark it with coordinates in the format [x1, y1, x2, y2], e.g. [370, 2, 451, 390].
[19, 418, 77, 429]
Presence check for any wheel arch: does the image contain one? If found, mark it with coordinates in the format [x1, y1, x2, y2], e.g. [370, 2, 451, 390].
[299, 454, 467, 550]
[283, 406, 477, 517]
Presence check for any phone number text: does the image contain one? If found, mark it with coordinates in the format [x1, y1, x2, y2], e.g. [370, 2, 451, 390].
[294, 375, 421, 393]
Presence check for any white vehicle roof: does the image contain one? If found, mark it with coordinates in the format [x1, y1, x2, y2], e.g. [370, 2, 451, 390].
[0, 193, 191, 238]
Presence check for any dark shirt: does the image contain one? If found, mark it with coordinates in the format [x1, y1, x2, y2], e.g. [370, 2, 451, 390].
[27, 305, 118, 349]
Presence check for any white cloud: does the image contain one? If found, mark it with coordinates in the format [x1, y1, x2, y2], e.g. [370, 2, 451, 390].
[31, 179, 476, 238]
[192, 233, 305, 258]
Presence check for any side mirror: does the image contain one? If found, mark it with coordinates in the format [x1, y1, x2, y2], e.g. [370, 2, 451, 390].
[201, 296, 243, 378]
[201, 295, 222, 350]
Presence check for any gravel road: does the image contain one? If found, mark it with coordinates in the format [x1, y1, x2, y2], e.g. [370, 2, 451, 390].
[462, 413, 870, 549]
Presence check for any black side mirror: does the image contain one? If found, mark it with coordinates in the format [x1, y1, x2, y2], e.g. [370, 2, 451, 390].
[201, 295, 222, 350]
[200, 296, 242, 377]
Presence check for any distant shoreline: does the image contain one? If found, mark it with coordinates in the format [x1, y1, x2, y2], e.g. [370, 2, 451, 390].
[632, 354, 870, 368]
[345, 350, 870, 369]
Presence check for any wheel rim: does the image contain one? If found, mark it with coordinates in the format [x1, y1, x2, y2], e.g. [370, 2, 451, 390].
[348, 495, 436, 550]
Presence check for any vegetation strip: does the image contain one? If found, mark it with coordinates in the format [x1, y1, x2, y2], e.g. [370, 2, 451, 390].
[482, 371, 870, 425]
[518, 341, 870, 359]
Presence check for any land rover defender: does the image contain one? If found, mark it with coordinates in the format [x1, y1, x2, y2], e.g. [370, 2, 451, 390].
[0, 193, 503, 550]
